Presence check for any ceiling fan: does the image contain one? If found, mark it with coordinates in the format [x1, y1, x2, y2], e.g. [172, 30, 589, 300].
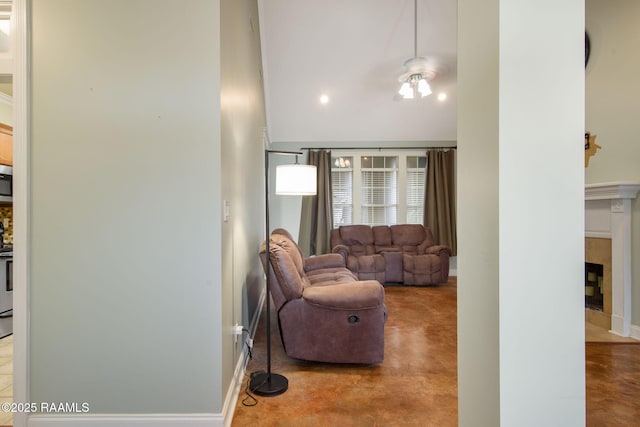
[397, 0, 442, 99]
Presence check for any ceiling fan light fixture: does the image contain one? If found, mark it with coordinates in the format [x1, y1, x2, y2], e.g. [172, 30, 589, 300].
[399, 73, 432, 99]
[399, 81, 414, 99]
[397, 0, 437, 100]
[418, 78, 431, 97]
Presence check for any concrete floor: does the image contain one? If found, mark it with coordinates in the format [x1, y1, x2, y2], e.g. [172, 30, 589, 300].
[232, 277, 640, 426]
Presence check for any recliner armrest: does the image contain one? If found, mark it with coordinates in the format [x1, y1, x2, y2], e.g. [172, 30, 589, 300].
[303, 280, 384, 309]
[304, 253, 346, 272]
[332, 244, 350, 263]
[425, 245, 452, 256]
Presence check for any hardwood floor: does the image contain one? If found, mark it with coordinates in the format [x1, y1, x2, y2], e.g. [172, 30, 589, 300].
[232, 277, 640, 426]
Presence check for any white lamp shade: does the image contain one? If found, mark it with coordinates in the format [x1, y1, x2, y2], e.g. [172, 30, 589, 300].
[275, 164, 317, 195]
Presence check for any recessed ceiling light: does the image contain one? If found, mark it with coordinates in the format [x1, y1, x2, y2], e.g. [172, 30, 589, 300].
[437, 93, 447, 102]
[319, 94, 330, 104]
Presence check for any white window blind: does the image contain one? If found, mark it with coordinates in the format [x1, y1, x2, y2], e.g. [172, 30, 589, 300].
[406, 156, 426, 224]
[361, 156, 398, 226]
[331, 156, 353, 226]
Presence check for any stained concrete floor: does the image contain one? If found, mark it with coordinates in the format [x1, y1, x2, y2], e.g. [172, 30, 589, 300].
[233, 279, 457, 427]
[232, 277, 640, 426]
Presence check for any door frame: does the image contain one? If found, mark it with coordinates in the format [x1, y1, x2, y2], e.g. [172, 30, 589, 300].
[12, 0, 28, 426]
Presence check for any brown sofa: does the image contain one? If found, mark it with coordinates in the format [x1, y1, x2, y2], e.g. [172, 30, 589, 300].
[259, 229, 387, 364]
[330, 224, 452, 285]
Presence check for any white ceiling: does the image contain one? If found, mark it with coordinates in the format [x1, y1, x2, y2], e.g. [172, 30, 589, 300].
[258, 0, 457, 144]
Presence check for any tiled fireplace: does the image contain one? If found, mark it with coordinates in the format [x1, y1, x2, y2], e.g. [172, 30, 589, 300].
[585, 182, 640, 337]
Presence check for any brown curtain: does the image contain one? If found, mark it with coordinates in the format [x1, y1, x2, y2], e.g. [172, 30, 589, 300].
[424, 149, 457, 255]
[298, 150, 333, 256]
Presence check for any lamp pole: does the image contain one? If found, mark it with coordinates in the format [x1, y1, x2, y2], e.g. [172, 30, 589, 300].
[250, 149, 304, 397]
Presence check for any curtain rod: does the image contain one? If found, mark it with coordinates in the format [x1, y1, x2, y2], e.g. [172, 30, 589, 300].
[301, 146, 457, 150]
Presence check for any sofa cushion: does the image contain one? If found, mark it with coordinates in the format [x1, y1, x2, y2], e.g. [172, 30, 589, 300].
[402, 253, 444, 285]
[340, 225, 374, 245]
[303, 280, 385, 309]
[339, 225, 376, 256]
[372, 225, 392, 246]
[307, 268, 358, 286]
[390, 224, 433, 247]
[346, 254, 385, 283]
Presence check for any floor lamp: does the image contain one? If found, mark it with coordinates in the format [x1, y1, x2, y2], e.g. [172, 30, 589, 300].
[250, 149, 317, 397]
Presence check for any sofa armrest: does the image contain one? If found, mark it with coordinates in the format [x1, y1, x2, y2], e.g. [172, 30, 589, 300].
[332, 244, 350, 263]
[304, 253, 346, 272]
[303, 280, 384, 309]
[425, 245, 452, 256]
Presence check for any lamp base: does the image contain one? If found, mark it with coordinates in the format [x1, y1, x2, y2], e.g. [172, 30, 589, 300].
[249, 372, 288, 397]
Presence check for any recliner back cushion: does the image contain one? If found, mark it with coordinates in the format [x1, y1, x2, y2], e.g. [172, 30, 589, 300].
[372, 225, 392, 245]
[390, 224, 432, 247]
[267, 234, 309, 301]
[339, 225, 376, 255]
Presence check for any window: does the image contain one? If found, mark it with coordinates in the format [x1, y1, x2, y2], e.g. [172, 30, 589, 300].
[406, 156, 426, 224]
[332, 156, 353, 226]
[361, 156, 397, 226]
[331, 152, 426, 226]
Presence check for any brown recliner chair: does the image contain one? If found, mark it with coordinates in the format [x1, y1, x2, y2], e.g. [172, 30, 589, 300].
[260, 229, 387, 364]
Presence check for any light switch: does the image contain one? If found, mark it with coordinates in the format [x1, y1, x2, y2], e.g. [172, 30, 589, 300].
[2, 218, 7, 228]
[223, 200, 230, 222]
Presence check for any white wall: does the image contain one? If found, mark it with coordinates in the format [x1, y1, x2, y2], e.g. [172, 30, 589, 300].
[458, 0, 585, 425]
[585, 0, 640, 331]
[30, 0, 223, 414]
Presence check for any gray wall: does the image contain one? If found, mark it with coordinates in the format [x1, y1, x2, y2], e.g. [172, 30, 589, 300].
[220, 0, 268, 391]
[30, 0, 224, 413]
[585, 0, 640, 329]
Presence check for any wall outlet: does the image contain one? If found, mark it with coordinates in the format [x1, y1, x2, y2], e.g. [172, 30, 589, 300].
[2, 218, 8, 228]
[233, 324, 243, 344]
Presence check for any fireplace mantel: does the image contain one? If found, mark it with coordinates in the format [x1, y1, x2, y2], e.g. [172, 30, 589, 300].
[585, 181, 640, 201]
[585, 181, 640, 338]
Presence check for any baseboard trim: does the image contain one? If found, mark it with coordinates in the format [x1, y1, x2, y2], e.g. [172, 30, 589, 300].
[630, 324, 640, 341]
[221, 285, 267, 427]
[26, 290, 269, 427]
[27, 413, 223, 427]
[221, 353, 249, 427]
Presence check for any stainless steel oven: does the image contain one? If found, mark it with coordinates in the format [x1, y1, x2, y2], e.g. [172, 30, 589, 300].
[0, 165, 12, 203]
[0, 249, 12, 338]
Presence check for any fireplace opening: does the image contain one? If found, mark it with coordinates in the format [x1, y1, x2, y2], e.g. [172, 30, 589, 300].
[585, 262, 604, 311]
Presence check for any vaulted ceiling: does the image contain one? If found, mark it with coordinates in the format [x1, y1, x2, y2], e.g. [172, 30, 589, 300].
[258, 0, 457, 144]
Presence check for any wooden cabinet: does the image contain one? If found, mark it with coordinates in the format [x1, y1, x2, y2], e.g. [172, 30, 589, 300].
[0, 123, 12, 166]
